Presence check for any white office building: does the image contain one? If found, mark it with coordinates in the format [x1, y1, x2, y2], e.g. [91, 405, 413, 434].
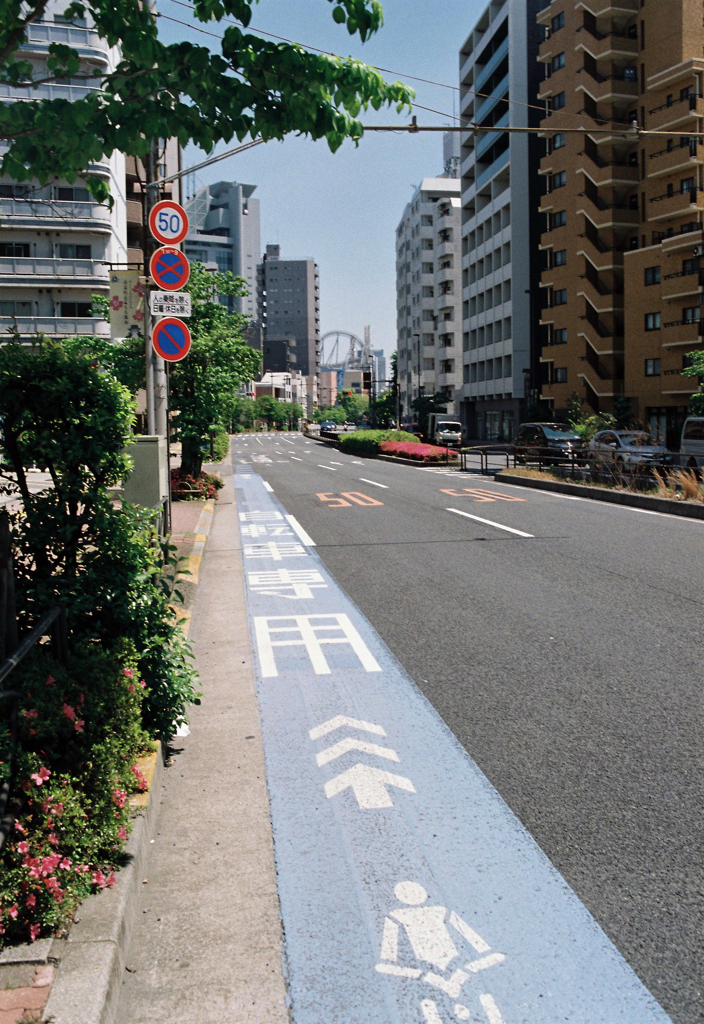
[458, 0, 547, 441]
[395, 135, 463, 424]
[0, 2, 128, 340]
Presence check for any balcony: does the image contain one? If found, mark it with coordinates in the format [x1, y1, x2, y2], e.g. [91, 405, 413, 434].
[476, 148, 509, 189]
[662, 266, 704, 300]
[578, 144, 639, 186]
[0, 257, 109, 285]
[476, 117, 509, 161]
[648, 187, 704, 223]
[575, 27, 638, 60]
[648, 93, 704, 131]
[577, 69, 639, 103]
[0, 198, 111, 228]
[22, 21, 108, 59]
[475, 36, 508, 94]
[0, 81, 101, 102]
[576, 190, 640, 227]
[435, 241, 456, 260]
[435, 265, 455, 286]
[577, 367, 624, 398]
[648, 141, 701, 179]
[0, 316, 109, 338]
[126, 199, 142, 225]
[661, 319, 703, 347]
[475, 75, 508, 124]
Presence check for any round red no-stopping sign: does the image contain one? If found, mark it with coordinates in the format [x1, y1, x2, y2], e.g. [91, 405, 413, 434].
[150, 246, 190, 291]
[152, 317, 191, 362]
[149, 200, 189, 245]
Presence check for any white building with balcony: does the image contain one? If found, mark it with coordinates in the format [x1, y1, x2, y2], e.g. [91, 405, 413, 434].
[0, 2, 128, 340]
[458, 0, 547, 441]
[395, 135, 462, 425]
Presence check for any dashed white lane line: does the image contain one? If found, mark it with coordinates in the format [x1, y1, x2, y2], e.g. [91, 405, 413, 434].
[446, 507, 534, 538]
[318, 465, 337, 471]
[282, 438, 295, 445]
[263, 481, 274, 492]
[285, 514, 316, 546]
[256, 436, 264, 445]
[359, 478, 388, 489]
[291, 456, 302, 461]
[329, 461, 344, 466]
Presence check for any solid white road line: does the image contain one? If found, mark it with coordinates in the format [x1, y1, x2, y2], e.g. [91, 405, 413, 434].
[263, 481, 274, 492]
[359, 478, 388, 489]
[285, 514, 316, 546]
[446, 507, 534, 538]
[318, 465, 336, 471]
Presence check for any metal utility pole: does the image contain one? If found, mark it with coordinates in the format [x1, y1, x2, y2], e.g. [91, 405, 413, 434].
[143, 140, 168, 438]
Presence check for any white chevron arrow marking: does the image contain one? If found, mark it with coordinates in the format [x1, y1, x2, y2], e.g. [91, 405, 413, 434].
[324, 763, 416, 809]
[316, 738, 399, 767]
[309, 715, 386, 740]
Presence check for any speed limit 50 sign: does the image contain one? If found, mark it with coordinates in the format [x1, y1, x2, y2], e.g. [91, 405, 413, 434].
[149, 200, 189, 246]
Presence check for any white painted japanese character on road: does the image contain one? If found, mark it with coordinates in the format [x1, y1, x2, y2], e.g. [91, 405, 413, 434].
[248, 568, 328, 600]
[239, 510, 283, 522]
[242, 524, 293, 538]
[244, 542, 307, 561]
[375, 881, 506, 1023]
[254, 614, 381, 677]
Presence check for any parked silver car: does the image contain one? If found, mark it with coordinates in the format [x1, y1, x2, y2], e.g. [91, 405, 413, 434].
[587, 430, 672, 472]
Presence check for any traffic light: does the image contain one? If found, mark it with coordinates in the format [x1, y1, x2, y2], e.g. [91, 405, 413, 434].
[363, 371, 372, 392]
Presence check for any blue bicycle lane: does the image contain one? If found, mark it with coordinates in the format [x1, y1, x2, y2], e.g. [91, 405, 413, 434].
[234, 469, 671, 1024]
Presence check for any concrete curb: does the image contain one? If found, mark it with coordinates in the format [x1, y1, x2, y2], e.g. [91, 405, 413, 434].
[495, 471, 704, 520]
[43, 746, 164, 1024]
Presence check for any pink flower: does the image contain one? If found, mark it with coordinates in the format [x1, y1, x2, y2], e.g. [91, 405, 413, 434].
[62, 704, 76, 722]
[117, 826, 127, 841]
[29, 923, 41, 942]
[45, 675, 55, 687]
[14, 822, 25, 835]
[21, 708, 38, 720]
[8, 904, 18, 919]
[30, 767, 51, 786]
[48, 833, 59, 847]
[127, 683, 135, 694]
[139, 679, 146, 689]
[106, 871, 116, 888]
[130, 765, 148, 792]
[59, 858, 71, 871]
[112, 788, 127, 809]
[92, 870, 107, 889]
[17, 841, 29, 854]
[123, 668, 134, 679]
[54, 802, 64, 816]
[26, 894, 36, 909]
[75, 719, 84, 734]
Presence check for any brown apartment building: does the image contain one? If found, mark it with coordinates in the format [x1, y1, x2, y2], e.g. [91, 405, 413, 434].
[536, 0, 704, 447]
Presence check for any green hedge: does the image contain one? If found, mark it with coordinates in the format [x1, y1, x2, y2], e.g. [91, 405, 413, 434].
[339, 430, 419, 455]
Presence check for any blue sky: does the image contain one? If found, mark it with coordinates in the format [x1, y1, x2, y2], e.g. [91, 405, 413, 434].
[157, 0, 486, 359]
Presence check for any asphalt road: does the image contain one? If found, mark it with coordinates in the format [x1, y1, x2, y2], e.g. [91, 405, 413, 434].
[234, 431, 704, 1024]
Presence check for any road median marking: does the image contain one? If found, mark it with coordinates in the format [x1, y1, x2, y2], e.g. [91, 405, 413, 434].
[446, 508, 534, 538]
[359, 478, 389, 489]
[285, 514, 316, 546]
[263, 480, 274, 492]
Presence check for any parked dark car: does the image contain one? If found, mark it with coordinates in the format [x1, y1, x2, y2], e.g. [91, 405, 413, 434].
[514, 422, 584, 464]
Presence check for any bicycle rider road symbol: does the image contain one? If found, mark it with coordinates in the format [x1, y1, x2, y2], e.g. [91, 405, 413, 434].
[375, 880, 507, 1023]
[151, 317, 191, 362]
[150, 246, 190, 291]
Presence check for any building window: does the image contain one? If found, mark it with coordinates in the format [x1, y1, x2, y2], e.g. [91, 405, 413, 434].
[551, 210, 566, 229]
[683, 305, 700, 323]
[553, 288, 567, 306]
[59, 243, 91, 259]
[554, 249, 567, 266]
[551, 171, 566, 191]
[57, 186, 91, 202]
[0, 242, 30, 257]
[60, 302, 93, 317]
[553, 327, 567, 345]
[551, 92, 566, 111]
[644, 312, 661, 330]
[551, 11, 565, 32]
[644, 265, 660, 285]
[552, 132, 566, 150]
[0, 300, 31, 316]
[645, 358, 661, 376]
[681, 176, 695, 194]
[552, 52, 565, 72]
[554, 367, 568, 383]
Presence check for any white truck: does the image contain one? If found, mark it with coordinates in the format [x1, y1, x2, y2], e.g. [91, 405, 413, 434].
[427, 413, 463, 448]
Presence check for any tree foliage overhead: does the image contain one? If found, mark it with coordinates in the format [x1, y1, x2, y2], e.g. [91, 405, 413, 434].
[0, 0, 413, 201]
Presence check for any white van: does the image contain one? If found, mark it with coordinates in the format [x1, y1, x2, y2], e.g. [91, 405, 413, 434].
[680, 417, 704, 468]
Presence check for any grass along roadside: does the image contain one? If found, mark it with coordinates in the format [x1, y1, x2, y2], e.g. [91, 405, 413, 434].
[505, 467, 704, 504]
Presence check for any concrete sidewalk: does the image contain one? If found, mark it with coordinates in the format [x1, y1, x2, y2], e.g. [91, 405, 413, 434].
[113, 455, 289, 1024]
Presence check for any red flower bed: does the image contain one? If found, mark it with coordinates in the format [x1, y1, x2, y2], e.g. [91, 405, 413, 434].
[379, 441, 458, 462]
[170, 468, 223, 501]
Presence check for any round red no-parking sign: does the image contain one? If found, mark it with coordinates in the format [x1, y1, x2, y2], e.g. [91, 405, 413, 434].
[149, 200, 189, 245]
[150, 246, 190, 291]
[152, 317, 191, 362]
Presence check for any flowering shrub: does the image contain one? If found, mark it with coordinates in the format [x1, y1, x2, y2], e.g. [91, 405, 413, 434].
[380, 440, 459, 462]
[339, 430, 419, 456]
[170, 467, 224, 501]
[0, 640, 152, 945]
